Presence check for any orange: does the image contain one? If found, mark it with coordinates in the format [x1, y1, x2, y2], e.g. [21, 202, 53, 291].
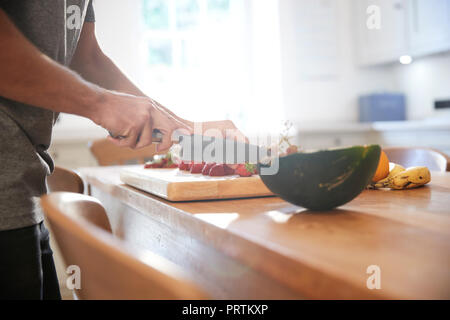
[372, 150, 389, 182]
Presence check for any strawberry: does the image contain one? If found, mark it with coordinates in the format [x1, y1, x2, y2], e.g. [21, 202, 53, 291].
[202, 163, 216, 175]
[144, 151, 181, 169]
[180, 161, 194, 171]
[179, 161, 189, 171]
[144, 158, 163, 168]
[224, 164, 235, 176]
[236, 163, 256, 177]
[190, 162, 205, 174]
[209, 164, 225, 177]
[164, 156, 178, 168]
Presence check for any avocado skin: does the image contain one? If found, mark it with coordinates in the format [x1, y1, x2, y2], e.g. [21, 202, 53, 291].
[259, 145, 381, 211]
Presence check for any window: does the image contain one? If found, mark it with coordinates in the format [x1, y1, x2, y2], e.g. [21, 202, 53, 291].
[124, 0, 284, 134]
[138, 0, 252, 125]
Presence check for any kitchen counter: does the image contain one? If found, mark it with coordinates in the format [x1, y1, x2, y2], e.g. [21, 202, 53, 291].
[79, 166, 450, 299]
[52, 114, 107, 143]
[294, 119, 450, 134]
[295, 119, 450, 154]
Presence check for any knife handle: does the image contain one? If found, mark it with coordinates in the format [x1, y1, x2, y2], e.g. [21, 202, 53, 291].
[108, 129, 163, 144]
[152, 129, 163, 143]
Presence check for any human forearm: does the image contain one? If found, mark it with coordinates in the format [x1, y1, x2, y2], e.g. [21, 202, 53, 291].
[70, 44, 144, 97]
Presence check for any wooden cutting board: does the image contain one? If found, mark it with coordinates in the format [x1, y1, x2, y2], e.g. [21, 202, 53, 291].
[120, 166, 274, 201]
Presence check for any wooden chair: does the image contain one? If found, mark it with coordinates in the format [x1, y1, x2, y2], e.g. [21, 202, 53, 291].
[384, 147, 450, 172]
[89, 139, 157, 166]
[41, 192, 207, 300]
[46, 166, 84, 299]
[47, 166, 84, 194]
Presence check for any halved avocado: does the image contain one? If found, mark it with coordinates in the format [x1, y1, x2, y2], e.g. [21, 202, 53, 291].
[259, 145, 381, 211]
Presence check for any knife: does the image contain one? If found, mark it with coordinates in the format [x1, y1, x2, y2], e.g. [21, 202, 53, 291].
[177, 134, 270, 164]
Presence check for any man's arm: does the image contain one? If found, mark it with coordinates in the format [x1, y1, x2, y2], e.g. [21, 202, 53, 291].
[0, 9, 187, 149]
[0, 10, 100, 120]
[70, 23, 144, 97]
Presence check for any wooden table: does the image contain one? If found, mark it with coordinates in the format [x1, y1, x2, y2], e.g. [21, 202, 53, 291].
[79, 166, 450, 299]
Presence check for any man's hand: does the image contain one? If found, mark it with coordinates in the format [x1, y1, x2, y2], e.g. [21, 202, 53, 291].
[90, 91, 191, 150]
[194, 120, 248, 143]
[147, 99, 247, 144]
[90, 91, 247, 151]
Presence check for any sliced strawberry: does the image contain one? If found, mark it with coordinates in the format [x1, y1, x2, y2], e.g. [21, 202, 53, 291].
[179, 161, 188, 171]
[236, 163, 256, 177]
[209, 164, 225, 177]
[187, 161, 194, 170]
[202, 162, 216, 175]
[145, 151, 179, 169]
[145, 160, 163, 168]
[224, 164, 235, 176]
[236, 165, 251, 177]
[190, 162, 205, 174]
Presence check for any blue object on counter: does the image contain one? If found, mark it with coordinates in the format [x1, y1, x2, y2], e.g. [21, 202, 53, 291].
[358, 93, 406, 122]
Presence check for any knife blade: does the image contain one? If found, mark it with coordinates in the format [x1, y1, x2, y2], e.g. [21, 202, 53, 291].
[177, 134, 270, 164]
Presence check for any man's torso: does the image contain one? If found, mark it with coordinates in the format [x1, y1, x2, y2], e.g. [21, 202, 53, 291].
[0, 0, 94, 230]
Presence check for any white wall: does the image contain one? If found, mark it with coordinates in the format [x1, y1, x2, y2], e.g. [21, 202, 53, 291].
[391, 51, 450, 120]
[278, 0, 450, 124]
[93, 0, 144, 88]
[279, 0, 396, 124]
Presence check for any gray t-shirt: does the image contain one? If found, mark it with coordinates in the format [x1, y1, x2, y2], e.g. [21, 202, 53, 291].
[0, 0, 95, 231]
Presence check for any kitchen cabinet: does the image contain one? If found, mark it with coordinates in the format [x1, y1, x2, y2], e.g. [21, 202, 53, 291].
[408, 0, 450, 57]
[354, 0, 409, 66]
[354, 0, 450, 66]
[294, 120, 450, 155]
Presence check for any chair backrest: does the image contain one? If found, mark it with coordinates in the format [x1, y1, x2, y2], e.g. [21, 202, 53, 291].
[89, 139, 157, 166]
[384, 147, 450, 172]
[41, 192, 206, 300]
[47, 166, 84, 194]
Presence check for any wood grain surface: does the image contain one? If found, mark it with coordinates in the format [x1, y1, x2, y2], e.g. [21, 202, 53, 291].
[80, 166, 450, 299]
[120, 166, 273, 201]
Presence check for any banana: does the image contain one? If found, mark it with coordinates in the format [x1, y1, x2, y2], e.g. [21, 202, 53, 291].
[378, 166, 431, 190]
[373, 162, 406, 188]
